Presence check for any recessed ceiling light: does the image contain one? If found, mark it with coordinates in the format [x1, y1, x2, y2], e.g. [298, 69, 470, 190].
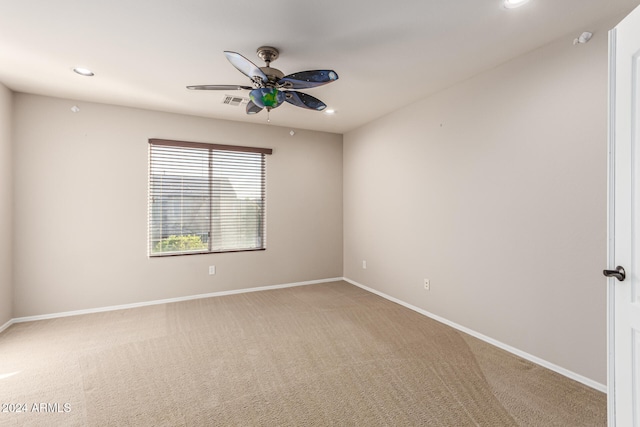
[73, 67, 94, 76]
[324, 109, 336, 115]
[504, 0, 529, 8]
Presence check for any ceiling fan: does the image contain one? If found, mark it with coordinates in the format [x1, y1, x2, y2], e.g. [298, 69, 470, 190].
[187, 46, 338, 116]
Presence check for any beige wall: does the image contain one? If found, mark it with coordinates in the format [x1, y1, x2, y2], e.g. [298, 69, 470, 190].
[344, 22, 611, 384]
[0, 83, 12, 326]
[12, 94, 343, 317]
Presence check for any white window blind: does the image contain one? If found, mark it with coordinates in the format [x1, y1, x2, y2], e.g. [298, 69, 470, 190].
[148, 139, 272, 256]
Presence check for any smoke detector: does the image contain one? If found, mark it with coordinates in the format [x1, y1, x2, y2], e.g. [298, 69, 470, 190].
[573, 32, 593, 45]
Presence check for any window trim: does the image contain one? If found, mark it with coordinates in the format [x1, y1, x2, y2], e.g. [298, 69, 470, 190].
[148, 138, 272, 257]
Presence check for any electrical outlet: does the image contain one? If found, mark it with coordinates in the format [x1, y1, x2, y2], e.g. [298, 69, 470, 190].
[362, 260, 367, 269]
[209, 265, 216, 275]
[424, 279, 430, 290]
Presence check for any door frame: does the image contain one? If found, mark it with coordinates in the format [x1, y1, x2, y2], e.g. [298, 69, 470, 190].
[606, 25, 617, 426]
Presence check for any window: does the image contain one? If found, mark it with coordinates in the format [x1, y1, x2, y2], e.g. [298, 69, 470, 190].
[148, 139, 272, 256]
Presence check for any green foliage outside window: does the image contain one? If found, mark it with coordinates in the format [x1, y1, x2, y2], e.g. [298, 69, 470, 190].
[153, 235, 207, 253]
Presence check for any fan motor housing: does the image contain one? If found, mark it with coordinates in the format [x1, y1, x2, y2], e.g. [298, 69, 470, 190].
[260, 66, 284, 84]
[257, 46, 283, 86]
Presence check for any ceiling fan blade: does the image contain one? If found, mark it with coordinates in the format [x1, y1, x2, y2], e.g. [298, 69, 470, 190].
[187, 85, 252, 90]
[278, 70, 338, 89]
[246, 100, 263, 115]
[284, 91, 327, 111]
[224, 51, 268, 83]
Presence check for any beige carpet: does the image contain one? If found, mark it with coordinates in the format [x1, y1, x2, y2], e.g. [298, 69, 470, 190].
[0, 281, 605, 426]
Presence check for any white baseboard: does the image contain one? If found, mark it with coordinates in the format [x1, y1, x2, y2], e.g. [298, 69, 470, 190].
[0, 318, 13, 334]
[342, 277, 607, 394]
[10, 277, 344, 324]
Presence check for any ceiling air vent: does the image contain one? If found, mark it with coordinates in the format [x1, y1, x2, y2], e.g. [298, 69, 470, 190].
[221, 95, 249, 107]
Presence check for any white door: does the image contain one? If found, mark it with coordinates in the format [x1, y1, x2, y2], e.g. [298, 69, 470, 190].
[608, 5, 640, 426]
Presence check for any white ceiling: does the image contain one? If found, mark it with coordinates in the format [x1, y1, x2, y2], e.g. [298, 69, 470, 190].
[1, 0, 638, 134]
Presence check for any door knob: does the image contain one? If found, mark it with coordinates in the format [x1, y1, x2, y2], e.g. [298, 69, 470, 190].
[603, 266, 626, 281]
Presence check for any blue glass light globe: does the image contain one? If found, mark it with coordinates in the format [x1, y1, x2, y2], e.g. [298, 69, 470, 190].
[250, 88, 285, 109]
